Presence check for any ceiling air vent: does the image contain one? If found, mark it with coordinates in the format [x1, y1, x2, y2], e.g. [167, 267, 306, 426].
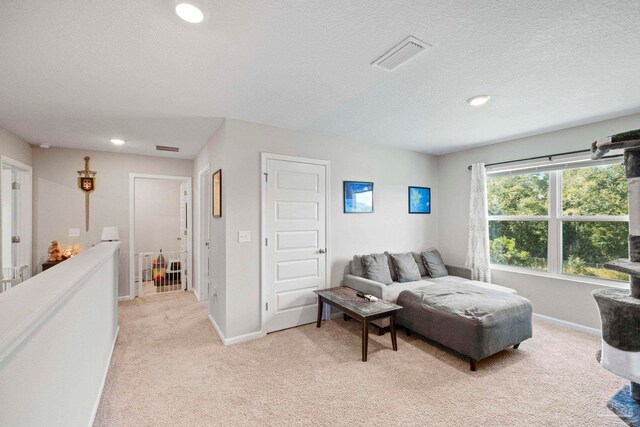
[156, 145, 180, 152]
[372, 36, 430, 71]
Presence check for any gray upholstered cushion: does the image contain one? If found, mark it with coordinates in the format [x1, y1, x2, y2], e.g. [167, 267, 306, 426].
[412, 252, 428, 276]
[389, 253, 422, 283]
[384, 252, 398, 282]
[422, 248, 448, 278]
[362, 253, 393, 285]
[351, 255, 364, 277]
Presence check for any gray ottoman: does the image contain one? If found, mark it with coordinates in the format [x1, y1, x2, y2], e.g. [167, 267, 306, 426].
[397, 282, 533, 370]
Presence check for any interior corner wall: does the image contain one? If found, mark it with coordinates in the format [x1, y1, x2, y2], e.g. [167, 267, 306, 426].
[216, 119, 438, 340]
[0, 127, 33, 278]
[194, 121, 227, 337]
[437, 112, 640, 330]
[32, 147, 193, 297]
[0, 127, 33, 167]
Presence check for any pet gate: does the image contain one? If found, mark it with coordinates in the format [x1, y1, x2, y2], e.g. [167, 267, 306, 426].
[136, 251, 187, 296]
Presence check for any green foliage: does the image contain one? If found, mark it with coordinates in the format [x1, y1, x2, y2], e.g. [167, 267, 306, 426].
[562, 164, 627, 216]
[488, 172, 548, 216]
[563, 256, 628, 281]
[488, 164, 629, 282]
[489, 222, 547, 270]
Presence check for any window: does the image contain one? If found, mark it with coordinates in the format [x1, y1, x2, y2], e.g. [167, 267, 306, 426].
[487, 161, 628, 282]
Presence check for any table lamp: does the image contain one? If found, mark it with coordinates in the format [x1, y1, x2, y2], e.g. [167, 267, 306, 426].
[101, 226, 120, 242]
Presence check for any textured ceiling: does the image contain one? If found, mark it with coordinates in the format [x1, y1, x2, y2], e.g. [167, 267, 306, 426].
[0, 0, 639, 158]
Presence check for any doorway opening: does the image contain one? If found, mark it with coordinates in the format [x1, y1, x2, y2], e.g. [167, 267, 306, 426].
[129, 174, 192, 298]
[1, 157, 32, 293]
[197, 166, 211, 303]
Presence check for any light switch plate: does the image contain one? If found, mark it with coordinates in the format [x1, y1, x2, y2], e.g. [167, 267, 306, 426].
[238, 231, 251, 243]
[68, 228, 80, 237]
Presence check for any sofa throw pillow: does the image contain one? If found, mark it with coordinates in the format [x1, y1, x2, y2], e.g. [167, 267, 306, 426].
[390, 253, 422, 283]
[412, 252, 428, 277]
[351, 255, 364, 277]
[362, 253, 394, 285]
[384, 252, 399, 282]
[422, 248, 448, 278]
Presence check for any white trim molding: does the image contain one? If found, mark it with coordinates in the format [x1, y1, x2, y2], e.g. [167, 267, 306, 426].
[208, 314, 265, 346]
[128, 173, 192, 299]
[533, 313, 601, 337]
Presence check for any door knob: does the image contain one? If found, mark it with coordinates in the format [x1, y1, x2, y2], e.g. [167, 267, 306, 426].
[318, 248, 326, 254]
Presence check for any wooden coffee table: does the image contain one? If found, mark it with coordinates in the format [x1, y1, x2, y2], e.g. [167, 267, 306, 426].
[314, 286, 402, 361]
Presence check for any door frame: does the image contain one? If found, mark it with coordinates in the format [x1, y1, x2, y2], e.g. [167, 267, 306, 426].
[196, 164, 211, 302]
[128, 173, 192, 299]
[260, 153, 331, 336]
[0, 156, 32, 278]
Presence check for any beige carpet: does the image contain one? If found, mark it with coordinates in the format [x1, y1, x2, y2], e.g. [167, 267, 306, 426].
[94, 291, 626, 427]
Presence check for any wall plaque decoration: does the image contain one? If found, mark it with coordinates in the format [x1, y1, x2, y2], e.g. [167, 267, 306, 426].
[77, 156, 96, 231]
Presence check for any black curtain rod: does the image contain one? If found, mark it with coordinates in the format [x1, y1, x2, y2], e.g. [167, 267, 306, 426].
[467, 149, 623, 171]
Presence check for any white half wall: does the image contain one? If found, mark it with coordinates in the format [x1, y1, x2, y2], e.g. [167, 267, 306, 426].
[437, 112, 640, 330]
[0, 243, 120, 427]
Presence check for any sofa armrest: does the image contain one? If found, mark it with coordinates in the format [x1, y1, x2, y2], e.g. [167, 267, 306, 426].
[342, 275, 387, 300]
[446, 264, 473, 280]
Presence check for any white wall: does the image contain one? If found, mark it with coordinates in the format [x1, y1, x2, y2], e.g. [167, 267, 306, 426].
[0, 127, 32, 167]
[194, 122, 227, 335]
[0, 127, 33, 276]
[33, 147, 193, 297]
[204, 119, 439, 341]
[0, 243, 119, 427]
[438, 112, 640, 330]
[134, 179, 182, 254]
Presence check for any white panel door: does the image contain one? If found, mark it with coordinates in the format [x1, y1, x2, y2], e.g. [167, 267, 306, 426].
[266, 159, 327, 333]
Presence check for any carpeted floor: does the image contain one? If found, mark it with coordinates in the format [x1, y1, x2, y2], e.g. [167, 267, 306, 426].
[94, 291, 626, 426]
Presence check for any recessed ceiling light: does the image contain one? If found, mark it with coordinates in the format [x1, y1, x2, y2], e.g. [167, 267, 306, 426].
[467, 95, 491, 106]
[110, 138, 125, 146]
[39, 144, 50, 149]
[175, 3, 204, 23]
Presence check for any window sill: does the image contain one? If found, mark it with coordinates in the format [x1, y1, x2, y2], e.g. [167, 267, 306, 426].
[490, 264, 630, 290]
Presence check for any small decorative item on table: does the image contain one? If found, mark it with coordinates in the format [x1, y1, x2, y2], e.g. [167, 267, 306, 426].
[343, 181, 374, 213]
[408, 186, 431, 214]
[47, 240, 63, 262]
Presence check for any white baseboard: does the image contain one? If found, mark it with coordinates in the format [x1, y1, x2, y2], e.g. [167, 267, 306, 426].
[208, 314, 265, 346]
[208, 313, 225, 343]
[533, 313, 601, 337]
[88, 326, 119, 427]
[118, 295, 132, 301]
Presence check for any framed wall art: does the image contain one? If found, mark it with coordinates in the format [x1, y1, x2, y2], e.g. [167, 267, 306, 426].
[343, 181, 374, 213]
[408, 186, 430, 214]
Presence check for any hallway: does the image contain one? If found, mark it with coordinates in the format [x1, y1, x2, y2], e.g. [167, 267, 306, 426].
[94, 290, 623, 427]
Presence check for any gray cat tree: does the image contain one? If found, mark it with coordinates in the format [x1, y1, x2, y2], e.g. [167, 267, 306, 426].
[592, 129, 640, 425]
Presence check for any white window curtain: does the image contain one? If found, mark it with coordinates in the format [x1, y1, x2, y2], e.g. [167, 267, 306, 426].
[465, 163, 491, 282]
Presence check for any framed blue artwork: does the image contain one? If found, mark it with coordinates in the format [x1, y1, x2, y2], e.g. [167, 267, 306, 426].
[344, 181, 374, 213]
[408, 186, 431, 214]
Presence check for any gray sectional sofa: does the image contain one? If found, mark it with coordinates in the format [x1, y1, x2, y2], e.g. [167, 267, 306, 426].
[342, 250, 533, 370]
[343, 251, 517, 310]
